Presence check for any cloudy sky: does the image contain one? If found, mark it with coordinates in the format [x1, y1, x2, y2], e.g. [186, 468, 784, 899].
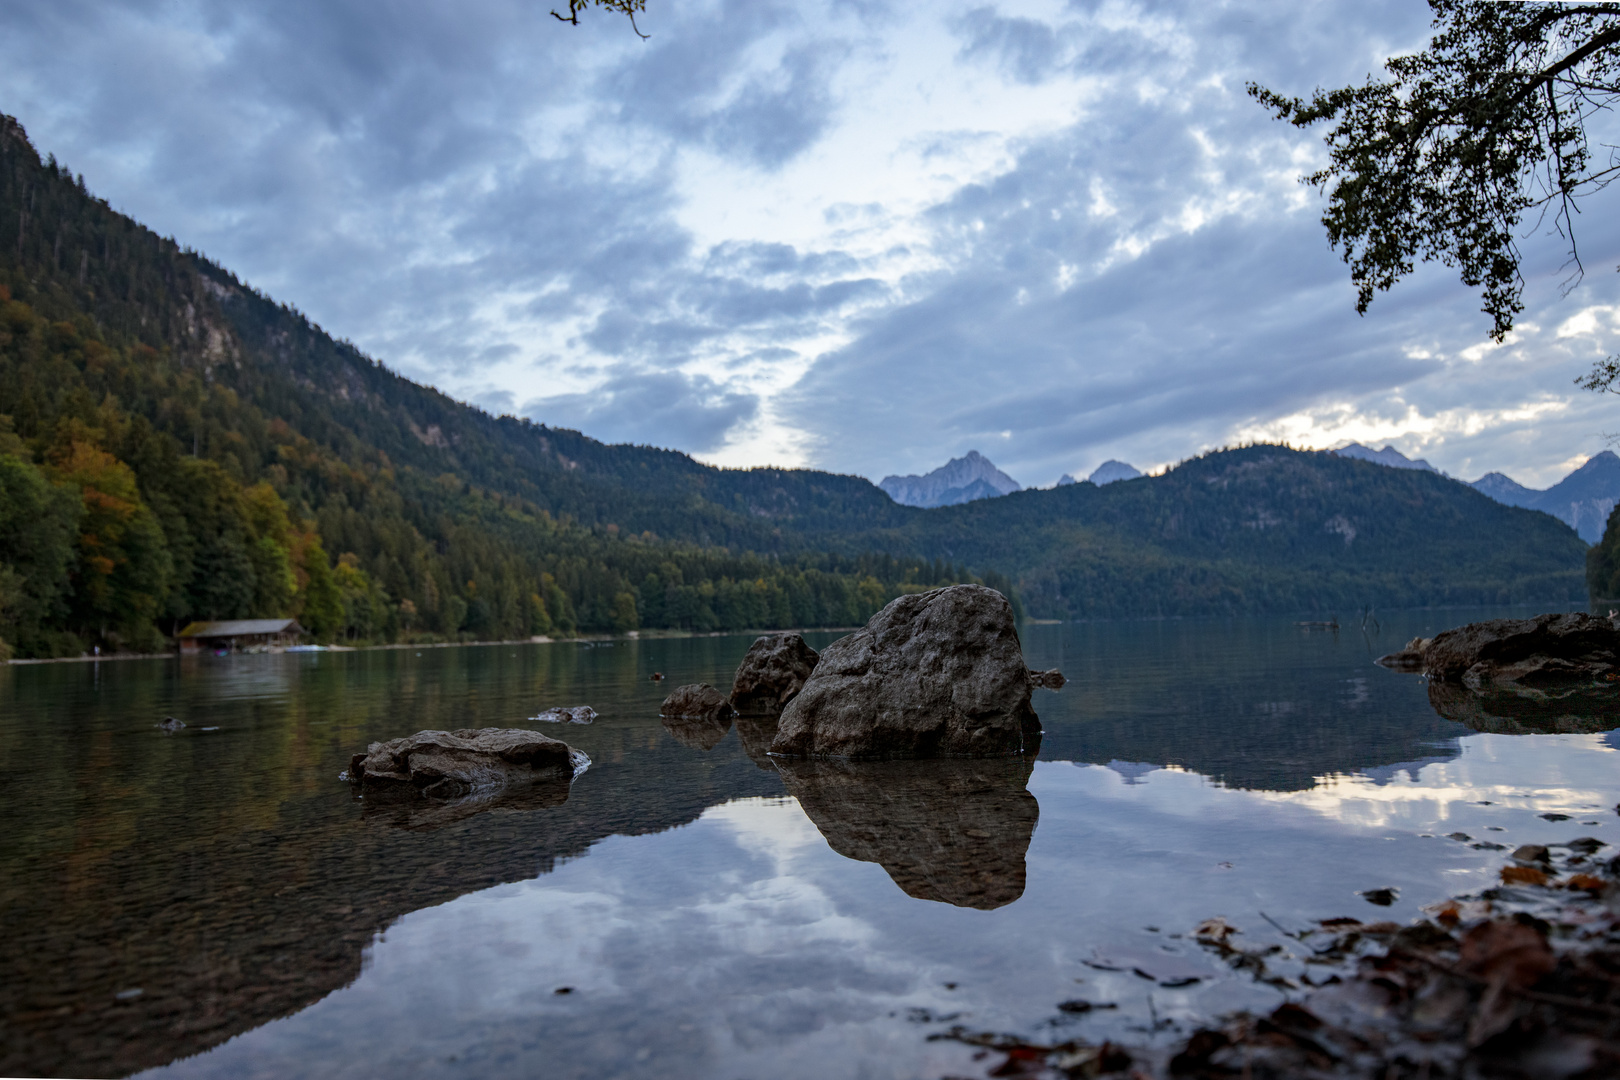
[3, 0, 1619, 487]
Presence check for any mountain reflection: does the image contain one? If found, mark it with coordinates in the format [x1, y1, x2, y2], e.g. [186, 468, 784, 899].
[774, 756, 1039, 910]
[5, 614, 1593, 1079]
[1426, 680, 1620, 734]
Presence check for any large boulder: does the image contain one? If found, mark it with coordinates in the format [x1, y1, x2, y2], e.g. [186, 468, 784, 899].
[347, 728, 588, 801]
[659, 683, 733, 722]
[1389, 613, 1620, 686]
[769, 584, 1041, 759]
[774, 756, 1038, 909]
[729, 633, 820, 715]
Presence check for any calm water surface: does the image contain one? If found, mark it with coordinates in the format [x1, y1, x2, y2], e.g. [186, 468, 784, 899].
[2, 611, 1617, 1079]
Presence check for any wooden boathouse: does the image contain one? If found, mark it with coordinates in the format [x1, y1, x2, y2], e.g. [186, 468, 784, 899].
[177, 618, 306, 654]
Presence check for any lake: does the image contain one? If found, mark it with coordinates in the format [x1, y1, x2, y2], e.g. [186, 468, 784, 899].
[3, 609, 1616, 1079]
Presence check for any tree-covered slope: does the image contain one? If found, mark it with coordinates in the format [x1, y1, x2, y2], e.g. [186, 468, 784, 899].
[0, 115, 973, 657]
[853, 446, 1590, 618]
[0, 113, 1592, 654]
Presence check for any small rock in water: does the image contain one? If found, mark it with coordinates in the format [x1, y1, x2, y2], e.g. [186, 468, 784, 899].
[1511, 844, 1551, 864]
[660, 684, 733, 722]
[1359, 887, 1398, 906]
[1541, 812, 1571, 821]
[1028, 667, 1066, 690]
[156, 717, 185, 732]
[1566, 837, 1607, 854]
[1056, 999, 1117, 1014]
[728, 633, 819, 715]
[649, 672, 664, 681]
[530, 706, 597, 725]
[348, 727, 585, 800]
[1446, 832, 1471, 842]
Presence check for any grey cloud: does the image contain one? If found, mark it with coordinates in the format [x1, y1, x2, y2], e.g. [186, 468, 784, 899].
[780, 0, 1609, 484]
[469, 388, 518, 415]
[7, 0, 1613, 481]
[703, 241, 861, 279]
[523, 367, 760, 453]
[955, 7, 1063, 84]
[608, 0, 843, 169]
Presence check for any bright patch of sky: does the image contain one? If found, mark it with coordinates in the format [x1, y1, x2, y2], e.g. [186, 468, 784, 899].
[3, 0, 1619, 488]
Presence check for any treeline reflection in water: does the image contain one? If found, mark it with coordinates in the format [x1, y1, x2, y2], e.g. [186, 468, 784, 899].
[0, 611, 1614, 1078]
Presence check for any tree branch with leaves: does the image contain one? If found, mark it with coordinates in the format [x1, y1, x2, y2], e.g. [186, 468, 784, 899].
[1250, 1, 1620, 347]
[551, 0, 649, 38]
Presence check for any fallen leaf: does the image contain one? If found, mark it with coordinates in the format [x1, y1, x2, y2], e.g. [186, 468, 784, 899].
[1459, 917, 1556, 990]
[1501, 865, 1548, 886]
[1425, 901, 1461, 926]
[1565, 873, 1606, 892]
[1193, 917, 1237, 944]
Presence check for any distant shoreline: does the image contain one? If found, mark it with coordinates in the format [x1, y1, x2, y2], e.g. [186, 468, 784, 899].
[3, 627, 870, 666]
[6, 603, 1602, 666]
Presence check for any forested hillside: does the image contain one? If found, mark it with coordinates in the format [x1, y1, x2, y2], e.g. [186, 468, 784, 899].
[0, 116, 981, 658]
[0, 113, 1593, 658]
[866, 447, 1591, 618]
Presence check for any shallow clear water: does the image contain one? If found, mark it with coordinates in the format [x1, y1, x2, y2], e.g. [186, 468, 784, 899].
[2, 611, 1616, 1079]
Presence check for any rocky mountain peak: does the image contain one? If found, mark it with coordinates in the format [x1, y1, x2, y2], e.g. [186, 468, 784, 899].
[879, 450, 1021, 508]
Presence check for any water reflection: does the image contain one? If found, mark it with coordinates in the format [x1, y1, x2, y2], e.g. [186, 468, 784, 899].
[4, 608, 1617, 1080]
[775, 756, 1040, 910]
[1426, 680, 1620, 734]
[734, 715, 781, 770]
[359, 769, 582, 831]
[660, 711, 733, 751]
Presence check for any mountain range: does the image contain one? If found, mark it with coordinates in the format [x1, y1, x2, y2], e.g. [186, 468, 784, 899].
[879, 451, 1021, 508]
[1057, 460, 1143, 487]
[1330, 442, 1620, 544]
[1468, 452, 1620, 544]
[1332, 442, 1440, 473]
[0, 114, 1601, 655]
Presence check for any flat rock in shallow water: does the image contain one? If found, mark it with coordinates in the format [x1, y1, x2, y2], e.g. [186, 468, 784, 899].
[770, 584, 1040, 759]
[1391, 613, 1620, 686]
[729, 633, 820, 715]
[530, 705, 597, 724]
[660, 683, 733, 722]
[774, 756, 1038, 910]
[348, 728, 587, 800]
